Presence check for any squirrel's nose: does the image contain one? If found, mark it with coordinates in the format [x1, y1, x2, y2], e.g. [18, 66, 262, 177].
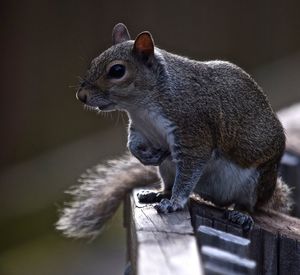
[76, 88, 88, 103]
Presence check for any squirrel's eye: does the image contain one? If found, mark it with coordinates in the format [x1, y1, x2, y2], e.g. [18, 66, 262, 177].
[108, 64, 126, 79]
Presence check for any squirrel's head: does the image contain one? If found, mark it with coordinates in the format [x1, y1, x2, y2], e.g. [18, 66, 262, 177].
[76, 23, 164, 112]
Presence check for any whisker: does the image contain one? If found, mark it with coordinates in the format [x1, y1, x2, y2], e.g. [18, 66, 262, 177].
[115, 111, 120, 126]
[68, 84, 80, 89]
[120, 112, 127, 127]
[77, 76, 94, 87]
[83, 105, 98, 112]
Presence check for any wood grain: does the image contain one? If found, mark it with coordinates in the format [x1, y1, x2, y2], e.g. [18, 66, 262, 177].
[190, 199, 300, 275]
[125, 189, 203, 275]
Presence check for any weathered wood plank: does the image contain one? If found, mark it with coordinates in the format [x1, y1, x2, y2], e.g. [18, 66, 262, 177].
[127, 189, 203, 275]
[190, 198, 300, 241]
[279, 235, 300, 275]
[132, 190, 193, 235]
[190, 198, 300, 274]
[213, 219, 227, 232]
[280, 152, 300, 218]
[226, 224, 243, 237]
[194, 215, 213, 229]
[278, 103, 300, 156]
[127, 185, 300, 275]
[197, 225, 250, 257]
[249, 226, 263, 274]
[253, 208, 300, 241]
[262, 230, 278, 275]
[137, 231, 201, 275]
[201, 245, 256, 275]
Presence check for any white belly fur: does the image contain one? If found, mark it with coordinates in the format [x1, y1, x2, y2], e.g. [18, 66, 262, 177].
[130, 109, 176, 151]
[194, 150, 259, 211]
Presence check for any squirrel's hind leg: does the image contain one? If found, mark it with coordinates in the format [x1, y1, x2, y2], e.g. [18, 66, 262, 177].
[225, 209, 254, 231]
[195, 150, 259, 211]
[194, 149, 259, 231]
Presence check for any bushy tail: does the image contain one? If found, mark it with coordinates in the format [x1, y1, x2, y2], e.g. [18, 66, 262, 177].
[261, 177, 293, 213]
[56, 154, 158, 239]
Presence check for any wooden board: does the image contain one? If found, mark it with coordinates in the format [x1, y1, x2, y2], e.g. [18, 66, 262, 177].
[278, 103, 300, 218]
[125, 190, 203, 275]
[201, 245, 256, 275]
[280, 152, 300, 217]
[278, 103, 300, 155]
[190, 198, 300, 275]
[197, 225, 250, 257]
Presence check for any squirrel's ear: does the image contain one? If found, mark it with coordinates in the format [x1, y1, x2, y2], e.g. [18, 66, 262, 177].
[133, 32, 154, 60]
[112, 23, 131, 45]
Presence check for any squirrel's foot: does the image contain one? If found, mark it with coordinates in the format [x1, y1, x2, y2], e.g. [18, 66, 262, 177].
[154, 198, 184, 214]
[137, 190, 171, 203]
[225, 210, 254, 231]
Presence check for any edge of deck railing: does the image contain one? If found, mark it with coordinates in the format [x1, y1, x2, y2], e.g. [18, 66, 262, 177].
[124, 189, 203, 275]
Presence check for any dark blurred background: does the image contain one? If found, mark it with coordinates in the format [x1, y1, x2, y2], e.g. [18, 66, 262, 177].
[1, 1, 300, 274]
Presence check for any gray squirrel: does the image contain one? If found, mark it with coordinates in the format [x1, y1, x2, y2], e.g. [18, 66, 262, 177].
[56, 23, 292, 238]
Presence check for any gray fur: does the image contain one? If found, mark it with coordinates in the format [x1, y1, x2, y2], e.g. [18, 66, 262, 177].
[155, 151, 259, 211]
[158, 156, 176, 191]
[59, 23, 292, 238]
[78, 24, 288, 212]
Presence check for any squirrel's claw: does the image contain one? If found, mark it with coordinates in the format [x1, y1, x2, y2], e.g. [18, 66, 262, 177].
[154, 198, 184, 213]
[137, 190, 171, 203]
[226, 210, 254, 231]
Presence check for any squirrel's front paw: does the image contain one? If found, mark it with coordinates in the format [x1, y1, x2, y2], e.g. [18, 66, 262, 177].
[129, 143, 169, 166]
[154, 198, 184, 214]
[138, 148, 169, 166]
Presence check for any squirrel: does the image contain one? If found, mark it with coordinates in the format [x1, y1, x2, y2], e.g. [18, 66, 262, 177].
[56, 23, 292, 238]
